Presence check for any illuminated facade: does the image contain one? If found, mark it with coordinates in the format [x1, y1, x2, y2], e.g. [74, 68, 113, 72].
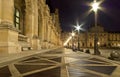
[0, 0, 62, 54]
[64, 26, 120, 48]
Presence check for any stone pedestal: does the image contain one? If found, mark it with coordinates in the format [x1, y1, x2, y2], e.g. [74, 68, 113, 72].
[0, 0, 20, 54]
[0, 24, 20, 54]
[32, 35, 40, 50]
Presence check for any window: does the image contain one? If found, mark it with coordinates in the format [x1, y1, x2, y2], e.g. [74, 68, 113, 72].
[14, 8, 20, 29]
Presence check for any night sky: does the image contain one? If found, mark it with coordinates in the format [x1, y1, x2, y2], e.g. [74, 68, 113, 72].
[47, 0, 120, 32]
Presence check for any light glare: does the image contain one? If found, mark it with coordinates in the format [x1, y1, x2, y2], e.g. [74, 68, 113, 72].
[92, 2, 99, 12]
[72, 32, 75, 36]
[74, 23, 84, 31]
[76, 26, 80, 31]
[63, 36, 72, 46]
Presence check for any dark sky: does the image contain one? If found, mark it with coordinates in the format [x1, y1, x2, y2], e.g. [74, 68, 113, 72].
[47, 0, 120, 32]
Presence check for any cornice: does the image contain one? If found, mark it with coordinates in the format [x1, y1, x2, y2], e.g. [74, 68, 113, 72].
[0, 22, 19, 32]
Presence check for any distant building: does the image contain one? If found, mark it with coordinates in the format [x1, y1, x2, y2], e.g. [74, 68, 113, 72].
[63, 25, 120, 48]
[0, 0, 62, 54]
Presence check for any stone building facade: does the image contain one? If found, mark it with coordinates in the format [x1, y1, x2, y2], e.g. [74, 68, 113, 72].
[0, 0, 62, 54]
[64, 26, 120, 48]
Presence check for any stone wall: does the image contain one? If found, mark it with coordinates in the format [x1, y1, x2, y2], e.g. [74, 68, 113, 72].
[0, 0, 62, 54]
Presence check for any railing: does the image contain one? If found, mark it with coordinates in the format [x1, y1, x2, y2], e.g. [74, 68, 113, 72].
[18, 34, 28, 42]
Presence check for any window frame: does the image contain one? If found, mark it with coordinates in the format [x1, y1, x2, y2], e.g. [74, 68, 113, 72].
[14, 8, 20, 30]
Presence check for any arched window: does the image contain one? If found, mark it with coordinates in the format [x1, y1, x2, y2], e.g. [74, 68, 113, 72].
[14, 8, 20, 30]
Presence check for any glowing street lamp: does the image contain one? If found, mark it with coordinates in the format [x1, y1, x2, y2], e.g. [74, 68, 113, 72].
[92, 1, 99, 12]
[91, 0, 100, 55]
[72, 32, 75, 36]
[76, 26, 80, 31]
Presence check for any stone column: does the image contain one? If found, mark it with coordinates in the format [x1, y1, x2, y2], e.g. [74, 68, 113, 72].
[47, 21, 51, 48]
[40, 15, 46, 49]
[0, 0, 20, 54]
[46, 17, 49, 49]
[51, 28, 54, 47]
[41, 17, 45, 49]
[43, 16, 47, 48]
[41, 16, 45, 49]
[32, 0, 40, 50]
[0, 0, 2, 23]
[53, 30, 56, 47]
[1, 0, 14, 24]
[25, 0, 33, 36]
[24, 0, 34, 50]
[48, 23, 52, 48]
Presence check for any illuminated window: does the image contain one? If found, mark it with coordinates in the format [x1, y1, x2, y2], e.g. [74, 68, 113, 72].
[14, 8, 20, 29]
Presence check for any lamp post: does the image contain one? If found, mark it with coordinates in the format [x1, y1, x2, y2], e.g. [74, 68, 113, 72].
[75, 25, 81, 51]
[92, 0, 100, 55]
[71, 31, 75, 49]
[74, 23, 84, 51]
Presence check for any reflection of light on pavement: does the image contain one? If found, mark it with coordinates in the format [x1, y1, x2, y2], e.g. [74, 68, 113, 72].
[65, 57, 79, 63]
[64, 49, 79, 63]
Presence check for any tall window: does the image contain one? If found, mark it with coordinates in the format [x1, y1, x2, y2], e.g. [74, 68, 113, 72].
[14, 8, 20, 29]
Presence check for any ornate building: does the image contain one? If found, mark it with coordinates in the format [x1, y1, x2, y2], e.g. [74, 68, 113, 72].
[64, 26, 120, 48]
[0, 0, 62, 54]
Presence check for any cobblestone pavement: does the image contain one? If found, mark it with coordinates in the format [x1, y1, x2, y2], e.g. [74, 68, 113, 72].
[64, 48, 120, 77]
[0, 48, 66, 77]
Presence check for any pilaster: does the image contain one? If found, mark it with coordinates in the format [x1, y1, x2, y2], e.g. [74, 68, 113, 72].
[1, 0, 14, 25]
[41, 17, 45, 49]
[0, 0, 20, 54]
[32, 0, 40, 50]
[24, 0, 34, 50]
[0, 0, 2, 23]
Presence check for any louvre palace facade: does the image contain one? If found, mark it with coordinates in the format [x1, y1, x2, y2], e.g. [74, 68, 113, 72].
[64, 26, 120, 48]
[0, 0, 62, 54]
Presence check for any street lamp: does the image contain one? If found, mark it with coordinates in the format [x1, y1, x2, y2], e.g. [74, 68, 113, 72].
[92, 1, 99, 12]
[74, 24, 83, 51]
[92, 0, 100, 55]
[72, 31, 75, 36]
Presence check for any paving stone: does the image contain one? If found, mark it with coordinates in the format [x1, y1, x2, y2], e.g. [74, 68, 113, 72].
[15, 65, 53, 74]
[82, 66, 117, 75]
[22, 57, 39, 62]
[89, 58, 108, 63]
[68, 67, 101, 77]
[72, 60, 104, 64]
[24, 59, 55, 64]
[0, 66, 11, 77]
[50, 57, 61, 62]
[24, 67, 61, 77]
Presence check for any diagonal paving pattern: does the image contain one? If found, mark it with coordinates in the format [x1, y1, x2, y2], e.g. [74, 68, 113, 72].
[64, 48, 120, 77]
[0, 49, 66, 77]
[0, 48, 120, 77]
